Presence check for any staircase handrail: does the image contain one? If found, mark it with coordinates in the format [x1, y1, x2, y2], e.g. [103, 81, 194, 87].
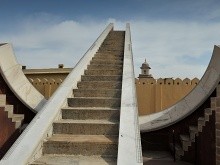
[117, 23, 143, 165]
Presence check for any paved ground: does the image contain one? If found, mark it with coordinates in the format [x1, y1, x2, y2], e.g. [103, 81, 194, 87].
[143, 151, 193, 165]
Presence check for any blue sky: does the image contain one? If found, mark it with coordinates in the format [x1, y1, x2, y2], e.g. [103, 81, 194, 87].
[0, 0, 220, 78]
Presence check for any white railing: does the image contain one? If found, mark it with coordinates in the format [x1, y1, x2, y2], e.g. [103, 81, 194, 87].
[117, 23, 143, 165]
[0, 23, 114, 165]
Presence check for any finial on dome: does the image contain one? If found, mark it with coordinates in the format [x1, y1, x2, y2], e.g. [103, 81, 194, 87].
[139, 58, 153, 78]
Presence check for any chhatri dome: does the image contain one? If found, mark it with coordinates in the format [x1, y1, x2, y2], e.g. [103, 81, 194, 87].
[138, 59, 153, 78]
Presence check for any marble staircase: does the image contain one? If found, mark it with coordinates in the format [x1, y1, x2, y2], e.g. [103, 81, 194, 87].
[30, 31, 125, 164]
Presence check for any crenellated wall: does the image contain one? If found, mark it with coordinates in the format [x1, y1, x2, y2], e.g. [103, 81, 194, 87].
[135, 77, 199, 115]
[27, 78, 63, 99]
[23, 68, 71, 99]
[23, 69, 198, 115]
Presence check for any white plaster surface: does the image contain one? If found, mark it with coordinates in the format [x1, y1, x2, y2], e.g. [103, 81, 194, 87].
[0, 24, 114, 165]
[140, 45, 220, 132]
[0, 44, 46, 112]
[117, 23, 143, 165]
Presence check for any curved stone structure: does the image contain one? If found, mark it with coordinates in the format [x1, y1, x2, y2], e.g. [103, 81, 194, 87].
[140, 45, 220, 132]
[0, 44, 47, 113]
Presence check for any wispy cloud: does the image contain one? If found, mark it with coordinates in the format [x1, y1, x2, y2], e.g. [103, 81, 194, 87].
[129, 20, 220, 78]
[0, 18, 108, 68]
[0, 15, 220, 79]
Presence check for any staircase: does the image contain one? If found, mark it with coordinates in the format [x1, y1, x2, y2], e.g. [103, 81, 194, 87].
[30, 31, 125, 164]
[0, 94, 24, 129]
[171, 85, 220, 160]
[0, 94, 24, 158]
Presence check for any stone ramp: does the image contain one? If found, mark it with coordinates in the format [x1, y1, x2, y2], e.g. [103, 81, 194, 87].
[29, 30, 125, 164]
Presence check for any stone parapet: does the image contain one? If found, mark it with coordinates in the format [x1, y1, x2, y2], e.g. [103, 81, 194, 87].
[136, 77, 199, 115]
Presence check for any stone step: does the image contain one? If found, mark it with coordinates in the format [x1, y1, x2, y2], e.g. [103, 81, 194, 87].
[100, 44, 124, 48]
[98, 49, 124, 53]
[68, 97, 121, 108]
[105, 35, 124, 38]
[4, 105, 14, 118]
[77, 81, 122, 89]
[12, 114, 24, 122]
[105, 36, 124, 39]
[108, 31, 124, 35]
[81, 75, 122, 81]
[0, 94, 6, 106]
[93, 55, 123, 60]
[105, 31, 125, 37]
[53, 119, 119, 135]
[11, 114, 24, 129]
[102, 38, 124, 41]
[95, 52, 124, 56]
[169, 143, 184, 159]
[14, 121, 23, 129]
[103, 41, 123, 43]
[198, 117, 206, 126]
[90, 59, 123, 65]
[180, 134, 190, 142]
[99, 43, 123, 46]
[96, 50, 124, 55]
[99, 43, 124, 46]
[73, 89, 121, 98]
[87, 64, 123, 70]
[205, 108, 212, 115]
[30, 155, 117, 165]
[62, 107, 120, 121]
[84, 69, 122, 76]
[101, 37, 123, 41]
[189, 126, 198, 142]
[204, 113, 209, 121]
[98, 46, 124, 52]
[180, 135, 191, 151]
[43, 134, 118, 156]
